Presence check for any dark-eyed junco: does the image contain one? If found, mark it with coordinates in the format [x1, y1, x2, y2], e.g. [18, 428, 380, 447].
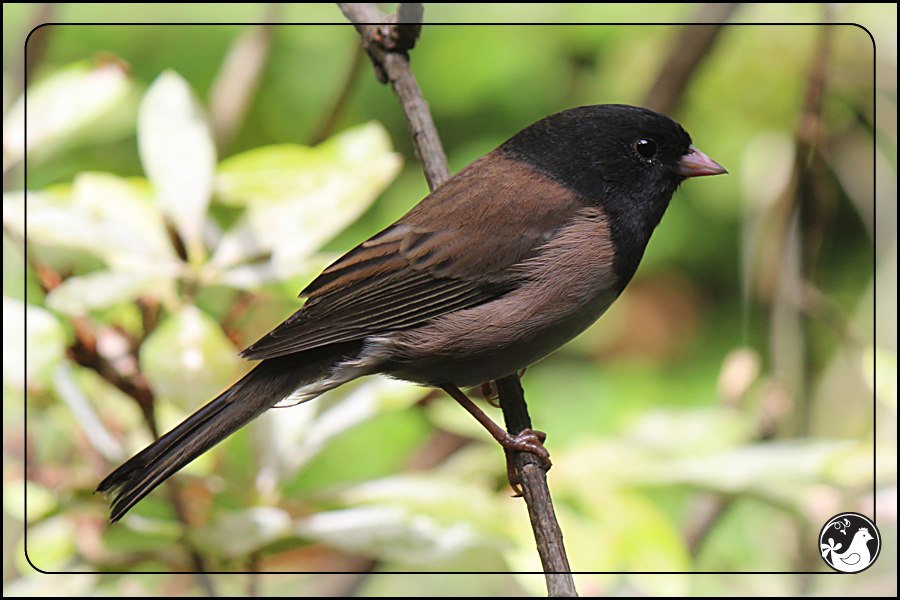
[98, 104, 726, 522]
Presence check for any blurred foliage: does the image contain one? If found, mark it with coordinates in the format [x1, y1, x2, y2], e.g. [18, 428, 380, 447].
[3, 4, 896, 598]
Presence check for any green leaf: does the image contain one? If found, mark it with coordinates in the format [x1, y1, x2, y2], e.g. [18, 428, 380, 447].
[14, 174, 176, 267]
[257, 377, 428, 485]
[192, 506, 293, 559]
[864, 346, 896, 412]
[12, 175, 183, 313]
[7, 298, 67, 389]
[297, 474, 508, 564]
[139, 304, 242, 409]
[209, 122, 402, 288]
[46, 269, 176, 315]
[138, 70, 217, 265]
[4, 60, 130, 167]
[15, 515, 77, 573]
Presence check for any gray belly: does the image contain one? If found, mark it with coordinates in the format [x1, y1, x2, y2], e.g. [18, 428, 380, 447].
[375, 275, 620, 388]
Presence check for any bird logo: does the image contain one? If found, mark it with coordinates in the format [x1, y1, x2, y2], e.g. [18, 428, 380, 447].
[819, 514, 881, 573]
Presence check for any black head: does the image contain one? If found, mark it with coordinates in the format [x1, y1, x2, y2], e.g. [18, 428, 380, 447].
[498, 104, 717, 286]
[499, 104, 694, 217]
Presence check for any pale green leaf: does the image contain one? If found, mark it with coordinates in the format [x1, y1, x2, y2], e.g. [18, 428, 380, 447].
[16, 173, 177, 267]
[209, 122, 402, 284]
[864, 346, 896, 412]
[6, 297, 67, 389]
[139, 304, 241, 409]
[138, 70, 216, 264]
[45, 265, 177, 315]
[15, 515, 77, 573]
[13, 174, 183, 312]
[4, 479, 57, 524]
[4, 60, 130, 165]
[193, 507, 293, 559]
[297, 474, 507, 563]
[257, 377, 428, 483]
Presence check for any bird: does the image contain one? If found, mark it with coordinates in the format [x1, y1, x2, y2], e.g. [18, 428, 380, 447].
[823, 527, 875, 572]
[97, 104, 726, 522]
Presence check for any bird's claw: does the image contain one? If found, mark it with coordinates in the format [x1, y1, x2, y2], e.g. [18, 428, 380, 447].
[480, 382, 501, 408]
[502, 429, 551, 496]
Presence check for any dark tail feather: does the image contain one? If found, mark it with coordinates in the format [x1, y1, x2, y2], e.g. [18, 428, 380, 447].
[97, 344, 360, 523]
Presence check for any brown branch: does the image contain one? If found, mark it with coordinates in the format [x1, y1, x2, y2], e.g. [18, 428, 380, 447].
[21, 4, 55, 91]
[23, 243, 216, 590]
[759, 17, 833, 441]
[24, 251, 160, 437]
[642, 4, 737, 115]
[338, 2, 449, 189]
[496, 375, 577, 596]
[342, 5, 575, 594]
[309, 42, 366, 146]
[208, 5, 281, 151]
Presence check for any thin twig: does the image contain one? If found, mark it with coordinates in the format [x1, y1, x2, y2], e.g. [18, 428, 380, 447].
[342, 5, 575, 594]
[338, 2, 449, 189]
[21, 4, 55, 91]
[208, 16, 278, 151]
[309, 42, 366, 146]
[496, 375, 577, 596]
[26, 254, 217, 592]
[642, 4, 737, 115]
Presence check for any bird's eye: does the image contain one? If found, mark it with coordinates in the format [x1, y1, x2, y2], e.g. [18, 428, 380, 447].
[634, 138, 657, 160]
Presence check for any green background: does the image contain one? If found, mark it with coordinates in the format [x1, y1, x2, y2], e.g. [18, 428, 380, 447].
[4, 3, 895, 597]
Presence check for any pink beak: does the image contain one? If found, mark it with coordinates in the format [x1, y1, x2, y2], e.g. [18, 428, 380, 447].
[679, 145, 727, 177]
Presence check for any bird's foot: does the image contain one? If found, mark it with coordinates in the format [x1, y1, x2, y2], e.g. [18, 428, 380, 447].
[502, 428, 551, 496]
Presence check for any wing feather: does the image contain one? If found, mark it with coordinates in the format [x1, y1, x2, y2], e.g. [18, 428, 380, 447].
[240, 151, 581, 361]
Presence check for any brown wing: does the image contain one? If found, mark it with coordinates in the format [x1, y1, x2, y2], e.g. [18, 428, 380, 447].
[240, 151, 581, 360]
